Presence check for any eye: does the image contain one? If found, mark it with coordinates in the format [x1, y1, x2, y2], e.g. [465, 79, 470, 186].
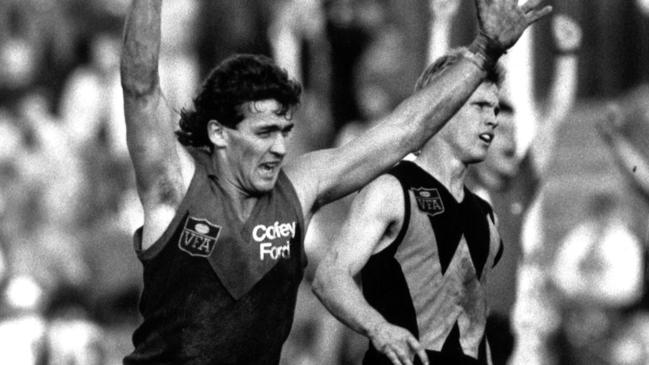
[281, 126, 293, 138]
[257, 130, 272, 138]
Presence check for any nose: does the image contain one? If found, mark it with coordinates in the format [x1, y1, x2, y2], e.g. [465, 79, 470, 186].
[270, 133, 287, 157]
[486, 109, 498, 129]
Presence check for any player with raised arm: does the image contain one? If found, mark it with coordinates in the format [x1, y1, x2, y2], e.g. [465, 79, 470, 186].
[119, 0, 551, 363]
[313, 52, 506, 365]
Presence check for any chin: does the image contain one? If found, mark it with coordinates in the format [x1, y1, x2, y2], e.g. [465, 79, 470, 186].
[467, 154, 487, 165]
[252, 179, 278, 194]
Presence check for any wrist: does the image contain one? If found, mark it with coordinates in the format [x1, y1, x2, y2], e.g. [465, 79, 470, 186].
[467, 31, 505, 71]
[366, 318, 387, 339]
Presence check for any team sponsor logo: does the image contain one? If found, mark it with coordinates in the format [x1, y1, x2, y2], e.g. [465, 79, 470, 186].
[412, 187, 445, 216]
[178, 216, 221, 257]
[252, 221, 296, 261]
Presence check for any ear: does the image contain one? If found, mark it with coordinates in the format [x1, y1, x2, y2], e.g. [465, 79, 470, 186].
[207, 120, 227, 149]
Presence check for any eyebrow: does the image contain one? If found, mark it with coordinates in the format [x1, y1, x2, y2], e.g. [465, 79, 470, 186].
[473, 99, 498, 107]
[256, 122, 294, 132]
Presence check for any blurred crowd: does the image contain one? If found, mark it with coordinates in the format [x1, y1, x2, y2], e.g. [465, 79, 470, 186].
[0, 0, 648, 364]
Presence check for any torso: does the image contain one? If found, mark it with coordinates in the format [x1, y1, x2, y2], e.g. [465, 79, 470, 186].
[361, 161, 502, 364]
[124, 149, 307, 365]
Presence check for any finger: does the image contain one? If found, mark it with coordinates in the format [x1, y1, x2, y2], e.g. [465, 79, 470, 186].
[526, 5, 553, 25]
[393, 346, 414, 365]
[520, 0, 544, 13]
[385, 348, 404, 365]
[407, 337, 429, 365]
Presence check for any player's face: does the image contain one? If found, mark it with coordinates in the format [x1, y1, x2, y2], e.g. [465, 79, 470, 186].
[225, 99, 294, 195]
[441, 82, 499, 163]
[479, 110, 518, 190]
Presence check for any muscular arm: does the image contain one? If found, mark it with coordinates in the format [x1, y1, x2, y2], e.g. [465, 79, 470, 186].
[286, 0, 552, 217]
[313, 175, 428, 365]
[121, 0, 194, 249]
[288, 61, 486, 213]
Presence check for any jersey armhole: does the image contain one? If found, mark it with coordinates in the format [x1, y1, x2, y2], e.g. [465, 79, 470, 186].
[492, 239, 504, 268]
[135, 162, 203, 261]
[378, 175, 411, 257]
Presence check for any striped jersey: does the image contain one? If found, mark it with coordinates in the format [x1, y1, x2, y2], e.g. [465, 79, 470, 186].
[361, 161, 503, 364]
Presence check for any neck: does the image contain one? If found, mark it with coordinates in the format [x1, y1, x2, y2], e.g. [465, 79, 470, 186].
[415, 143, 468, 201]
[212, 152, 259, 221]
[475, 167, 505, 192]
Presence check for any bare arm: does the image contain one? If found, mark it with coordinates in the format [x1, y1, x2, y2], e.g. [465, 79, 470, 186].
[286, 0, 552, 216]
[596, 107, 649, 204]
[121, 0, 194, 249]
[529, 14, 581, 173]
[312, 176, 428, 365]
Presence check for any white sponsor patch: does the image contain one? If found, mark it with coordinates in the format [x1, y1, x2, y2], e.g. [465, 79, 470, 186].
[252, 221, 296, 260]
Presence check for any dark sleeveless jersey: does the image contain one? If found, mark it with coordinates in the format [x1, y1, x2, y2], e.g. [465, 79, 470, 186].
[123, 149, 306, 365]
[361, 161, 503, 365]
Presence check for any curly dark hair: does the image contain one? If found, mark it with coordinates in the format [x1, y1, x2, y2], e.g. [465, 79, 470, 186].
[176, 54, 302, 149]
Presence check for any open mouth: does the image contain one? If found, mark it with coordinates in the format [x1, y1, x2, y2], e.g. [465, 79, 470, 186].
[260, 161, 280, 173]
[479, 133, 494, 143]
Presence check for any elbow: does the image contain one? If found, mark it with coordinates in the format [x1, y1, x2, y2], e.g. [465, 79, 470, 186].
[312, 263, 337, 302]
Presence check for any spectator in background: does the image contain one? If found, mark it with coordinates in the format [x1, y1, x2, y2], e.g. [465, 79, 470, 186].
[0, 0, 78, 109]
[59, 31, 127, 159]
[596, 104, 649, 206]
[551, 191, 643, 365]
[0, 275, 47, 365]
[552, 192, 642, 307]
[0, 0, 42, 107]
[593, 104, 649, 365]
[5, 91, 88, 293]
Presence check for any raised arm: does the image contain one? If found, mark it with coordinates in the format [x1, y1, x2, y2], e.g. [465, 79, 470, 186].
[529, 14, 582, 173]
[312, 176, 428, 365]
[596, 106, 649, 204]
[286, 0, 552, 215]
[121, 0, 194, 249]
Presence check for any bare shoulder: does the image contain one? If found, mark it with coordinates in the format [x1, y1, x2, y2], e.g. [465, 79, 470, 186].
[352, 173, 405, 223]
[283, 151, 328, 216]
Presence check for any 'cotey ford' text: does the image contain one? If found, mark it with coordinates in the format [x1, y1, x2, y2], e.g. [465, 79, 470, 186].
[252, 221, 296, 260]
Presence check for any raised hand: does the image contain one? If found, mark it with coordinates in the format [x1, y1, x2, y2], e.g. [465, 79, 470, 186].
[369, 321, 429, 365]
[430, 0, 461, 21]
[474, 0, 552, 51]
[552, 14, 582, 53]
